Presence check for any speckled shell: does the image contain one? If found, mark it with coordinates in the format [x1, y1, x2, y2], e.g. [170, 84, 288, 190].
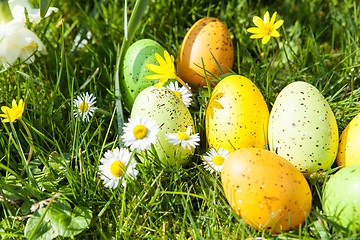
[177, 17, 234, 86]
[336, 112, 360, 168]
[323, 165, 360, 231]
[205, 75, 269, 151]
[131, 86, 195, 166]
[268, 82, 339, 177]
[121, 39, 165, 110]
[221, 148, 312, 233]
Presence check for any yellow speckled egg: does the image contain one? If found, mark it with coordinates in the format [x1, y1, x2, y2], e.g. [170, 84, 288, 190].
[221, 148, 312, 233]
[268, 81, 339, 177]
[205, 75, 269, 151]
[177, 17, 234, 86]
[337, 112, 360, 168]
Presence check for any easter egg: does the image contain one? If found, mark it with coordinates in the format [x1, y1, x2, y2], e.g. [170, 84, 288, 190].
[205, 75, 269, 152]
[323, 164, 360, 231]
[131, 86, 195, 166]
[177, 17, 234, 86]
[221, 148, 312, 233]
[268, 81, 339, 177]
[121, 39, 165, 110]
[336, 112, 360, 168]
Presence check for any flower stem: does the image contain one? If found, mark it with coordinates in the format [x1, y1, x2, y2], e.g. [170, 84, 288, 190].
[271, 38, 280, 67]
[20, 119, 33, 178]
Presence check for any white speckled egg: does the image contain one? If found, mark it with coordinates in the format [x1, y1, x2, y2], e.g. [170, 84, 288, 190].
[268, 81, 339, 177]
[131, 86, 195, 166]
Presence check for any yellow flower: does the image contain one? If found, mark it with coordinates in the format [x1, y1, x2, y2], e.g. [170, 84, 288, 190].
[247, 11, 284, 44]
[145, 50, 177, 88]
[145, 50, 192, 93]
[0, 99, 25, 123]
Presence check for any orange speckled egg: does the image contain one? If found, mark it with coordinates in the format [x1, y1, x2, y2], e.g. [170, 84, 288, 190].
[177, 17, 234, 86]
[205, 75, 269, 151]
[337, 112, 360, 168]
[221, 148, 312, 233]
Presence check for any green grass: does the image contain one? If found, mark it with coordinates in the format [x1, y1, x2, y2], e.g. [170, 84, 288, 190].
[1, 0, 360, 239]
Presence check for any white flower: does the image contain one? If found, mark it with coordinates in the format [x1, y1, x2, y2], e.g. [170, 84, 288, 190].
[203, 147, 231, 173]
[9, 0, 58, 24]
[166, 126, 200, 150]
[0, 19, 47, 68]
[166, 81, 192, 107]
[122, 115, 159, 151]
[98, 147, 138, 188]
[73, 92, 97, 122]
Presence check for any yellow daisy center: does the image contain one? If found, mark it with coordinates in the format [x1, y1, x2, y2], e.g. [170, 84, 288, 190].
[212, 155, 225, 165]
[177, 132, 189, 141]
[79, 101, 89, 113]
[110, 160, 125, 177]
[173, 90, 182, 98]
[133, 124, 147, 139]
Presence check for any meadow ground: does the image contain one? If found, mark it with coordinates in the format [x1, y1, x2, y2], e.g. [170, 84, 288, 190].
[1, 0, 360, 239]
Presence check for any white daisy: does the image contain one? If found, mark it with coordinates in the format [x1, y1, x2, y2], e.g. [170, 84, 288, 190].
[165, 126, 200, 150]
[122, 115, 159, 151]
[98, 147, 138, 188]
[166, 81, 193, 107]
[73, 92, 97, 122]
[203, 147, 231, 173]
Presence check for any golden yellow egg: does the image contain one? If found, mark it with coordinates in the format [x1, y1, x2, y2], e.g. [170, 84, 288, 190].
[337, 112, 360, 168]
[177, 17, 234, 86]
[205, 75, 269, 151]
[221, 148, 312, 233]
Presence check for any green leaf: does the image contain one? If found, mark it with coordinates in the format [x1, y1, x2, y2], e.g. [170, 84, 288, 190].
[24, 208, 59, 240]
[49, 201, 92, 237]
[39, 0, 52, 18]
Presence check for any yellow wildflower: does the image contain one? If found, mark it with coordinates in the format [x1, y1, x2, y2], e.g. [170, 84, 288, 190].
[145, 50, 191, 93]
[0, 99, 25, 123]
[247, 11, 284, 44]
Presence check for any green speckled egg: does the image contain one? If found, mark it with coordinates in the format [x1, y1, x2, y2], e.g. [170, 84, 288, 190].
[205, 75, 269, 151]
[131, 86, 195, 166]
[121, 39, 165, 110]
[268, 81, 339, 177]
[323, 165, 360, 231]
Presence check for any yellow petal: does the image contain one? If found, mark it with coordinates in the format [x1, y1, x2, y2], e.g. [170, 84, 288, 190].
[164, 50, 173, 65]
[146, 74, 164, 80]
[253, 16, 263, 27]
[146, 63, 163, 73]
[1, 106, 11, 114]
[12, 99, 18, 108]
[262, 35, 271, 44]
[273, 20, 284, 30]
[271, 29, 280, 38]
[264, 11, 270, 23]
[270, 11, 277, 25]
[247, 27, 260, 34]
[250, 34, 264, 39]
[155, 53, 167, 67]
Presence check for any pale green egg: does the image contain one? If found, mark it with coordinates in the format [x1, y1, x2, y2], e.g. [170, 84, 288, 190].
[121, 39, 165, 111]
[131, 86, 195, 166]
[268, 81, 339, 177]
